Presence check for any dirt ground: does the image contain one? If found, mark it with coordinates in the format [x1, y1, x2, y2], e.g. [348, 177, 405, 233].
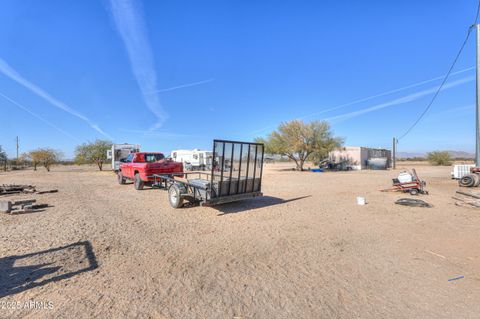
[1, 162, 479, 318]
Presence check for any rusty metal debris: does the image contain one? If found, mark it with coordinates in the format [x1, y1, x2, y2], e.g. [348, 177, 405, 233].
[0, 184, 58, 196]
[0, 184, 36, 195]
[0, 199, 48, 214]
[453, 190, 480, 208]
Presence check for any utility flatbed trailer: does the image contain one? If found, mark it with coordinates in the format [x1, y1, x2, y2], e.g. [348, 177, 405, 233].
[381, 169, 428, 195]
[152, 140, 264, 208]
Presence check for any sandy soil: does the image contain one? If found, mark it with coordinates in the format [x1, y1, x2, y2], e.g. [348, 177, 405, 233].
[1, 163, 479, 318]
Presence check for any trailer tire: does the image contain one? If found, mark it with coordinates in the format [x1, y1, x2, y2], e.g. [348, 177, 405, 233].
[134, 173, 144, 190]
[117, 171, 126, 184]
[459, 174, 477, 187]
[168, 184, 184, 208]
[409, 188, 419, 195]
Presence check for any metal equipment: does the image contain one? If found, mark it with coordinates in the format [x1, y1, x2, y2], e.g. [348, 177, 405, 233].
[382, 169, 428, 195]
[152, 139, 264, 208]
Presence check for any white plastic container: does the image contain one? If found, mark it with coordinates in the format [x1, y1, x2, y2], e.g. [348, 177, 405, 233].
[397, 171, 413, 183]
[451, 164, 475, 179]
[356, 197, 366, 205]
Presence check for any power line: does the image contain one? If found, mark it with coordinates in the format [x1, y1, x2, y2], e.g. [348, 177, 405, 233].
[398, 0, 480, 140]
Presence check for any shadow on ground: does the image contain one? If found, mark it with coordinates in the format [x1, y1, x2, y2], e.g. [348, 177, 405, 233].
[9, 205, 55, 215]
[0, 241, 98, 298]
[215, 195, 311, 215]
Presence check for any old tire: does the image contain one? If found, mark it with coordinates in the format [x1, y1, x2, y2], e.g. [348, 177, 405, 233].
[117, 171, 126, 184]
[168, 184, 184, 208]
[134, 173, 144, 190]
[459, 174, 477, 187]
[474, 174, 480, 187]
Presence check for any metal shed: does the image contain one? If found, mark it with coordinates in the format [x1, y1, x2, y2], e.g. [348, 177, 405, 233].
[328, 146, 392, 170]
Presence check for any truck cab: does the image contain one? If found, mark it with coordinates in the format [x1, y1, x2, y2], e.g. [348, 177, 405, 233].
[117, 152, 183, 190]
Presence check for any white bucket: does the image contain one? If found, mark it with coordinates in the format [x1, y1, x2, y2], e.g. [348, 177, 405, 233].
[356, 197, 366, 205]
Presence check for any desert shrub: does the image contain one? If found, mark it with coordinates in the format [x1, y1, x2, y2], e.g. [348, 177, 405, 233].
[427, 151, 452, 166]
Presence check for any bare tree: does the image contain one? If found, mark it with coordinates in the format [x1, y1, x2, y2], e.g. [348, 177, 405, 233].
[28, 148, 63, 172]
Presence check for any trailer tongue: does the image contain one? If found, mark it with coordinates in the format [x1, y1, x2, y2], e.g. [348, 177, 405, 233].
[152, 140, 264, 208]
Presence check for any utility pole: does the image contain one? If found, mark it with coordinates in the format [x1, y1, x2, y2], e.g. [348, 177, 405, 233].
[16, 136, 19, 161]
[392, 137, 397, 170]
[476, 24, 480, 167]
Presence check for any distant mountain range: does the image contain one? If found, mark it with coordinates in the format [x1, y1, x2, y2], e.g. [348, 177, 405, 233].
[397, 151, 475, 159]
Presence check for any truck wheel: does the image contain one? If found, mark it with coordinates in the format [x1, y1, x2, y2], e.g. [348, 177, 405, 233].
[459, 174, 477, 187]
[117, 171, 126, 184]
[168, 184, 184, 208]
[134, 173, 144, 190]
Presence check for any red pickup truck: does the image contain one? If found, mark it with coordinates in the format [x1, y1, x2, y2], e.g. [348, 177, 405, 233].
[117, 152, 183, 190]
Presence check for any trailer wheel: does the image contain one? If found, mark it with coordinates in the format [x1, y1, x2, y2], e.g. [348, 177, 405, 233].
[134, 173, 144, 190]
[168, 184, 184, 208]
[459, 174, 477, 187]
[409, 188, 419, 195]
[117, 171, 126, 184]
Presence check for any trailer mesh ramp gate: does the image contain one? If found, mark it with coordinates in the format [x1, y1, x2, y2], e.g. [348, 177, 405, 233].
[152, 139, 264, 208]
[210, 140, 264, 202]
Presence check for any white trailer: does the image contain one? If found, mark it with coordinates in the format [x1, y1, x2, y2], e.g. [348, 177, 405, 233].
[171, 149, 213, 171]
[107, 143, 140, 172]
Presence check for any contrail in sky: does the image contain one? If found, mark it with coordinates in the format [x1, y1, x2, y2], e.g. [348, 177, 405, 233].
[144, 79, 214, 94]
[251, 66, 475, 134]
[0, 58, 111, 138]
[0, 92, 80, 142]
[118, 128, 197, 138]
[108, 0, 167, 130]
[324, 76, 474, 122]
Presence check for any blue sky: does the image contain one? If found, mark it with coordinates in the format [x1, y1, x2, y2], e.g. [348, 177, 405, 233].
[0, 0, 478, 158]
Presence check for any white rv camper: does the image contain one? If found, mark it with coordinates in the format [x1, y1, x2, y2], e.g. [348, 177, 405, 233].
[107, 143, 140, 172]
[171, 149, 213, 171]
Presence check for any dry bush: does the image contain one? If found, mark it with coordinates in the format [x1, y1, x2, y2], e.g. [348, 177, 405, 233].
[427, 151, 452, 166]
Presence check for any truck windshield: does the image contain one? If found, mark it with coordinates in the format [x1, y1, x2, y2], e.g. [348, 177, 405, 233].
[124, 153, 133, 163]
[144, 153, 164, 162]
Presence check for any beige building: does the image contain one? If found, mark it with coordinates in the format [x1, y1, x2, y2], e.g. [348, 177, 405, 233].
[328, 146, 391, 170]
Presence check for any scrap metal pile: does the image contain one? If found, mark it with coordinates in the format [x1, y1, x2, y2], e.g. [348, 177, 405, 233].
[0, 199, 48, 214]
[0, 184, 57, 214]
[1, 184, 36, 195]
[453, 190, 480, 208]
[0, 184, 57, 196]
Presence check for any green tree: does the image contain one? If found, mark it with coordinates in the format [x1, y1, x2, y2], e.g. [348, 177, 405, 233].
[257, 120, 343, 171]
[0, 146, 7, 172]
[427, 151, 452, 166]
[75, 140, 112, 171]
[27, 148, 63, 172]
